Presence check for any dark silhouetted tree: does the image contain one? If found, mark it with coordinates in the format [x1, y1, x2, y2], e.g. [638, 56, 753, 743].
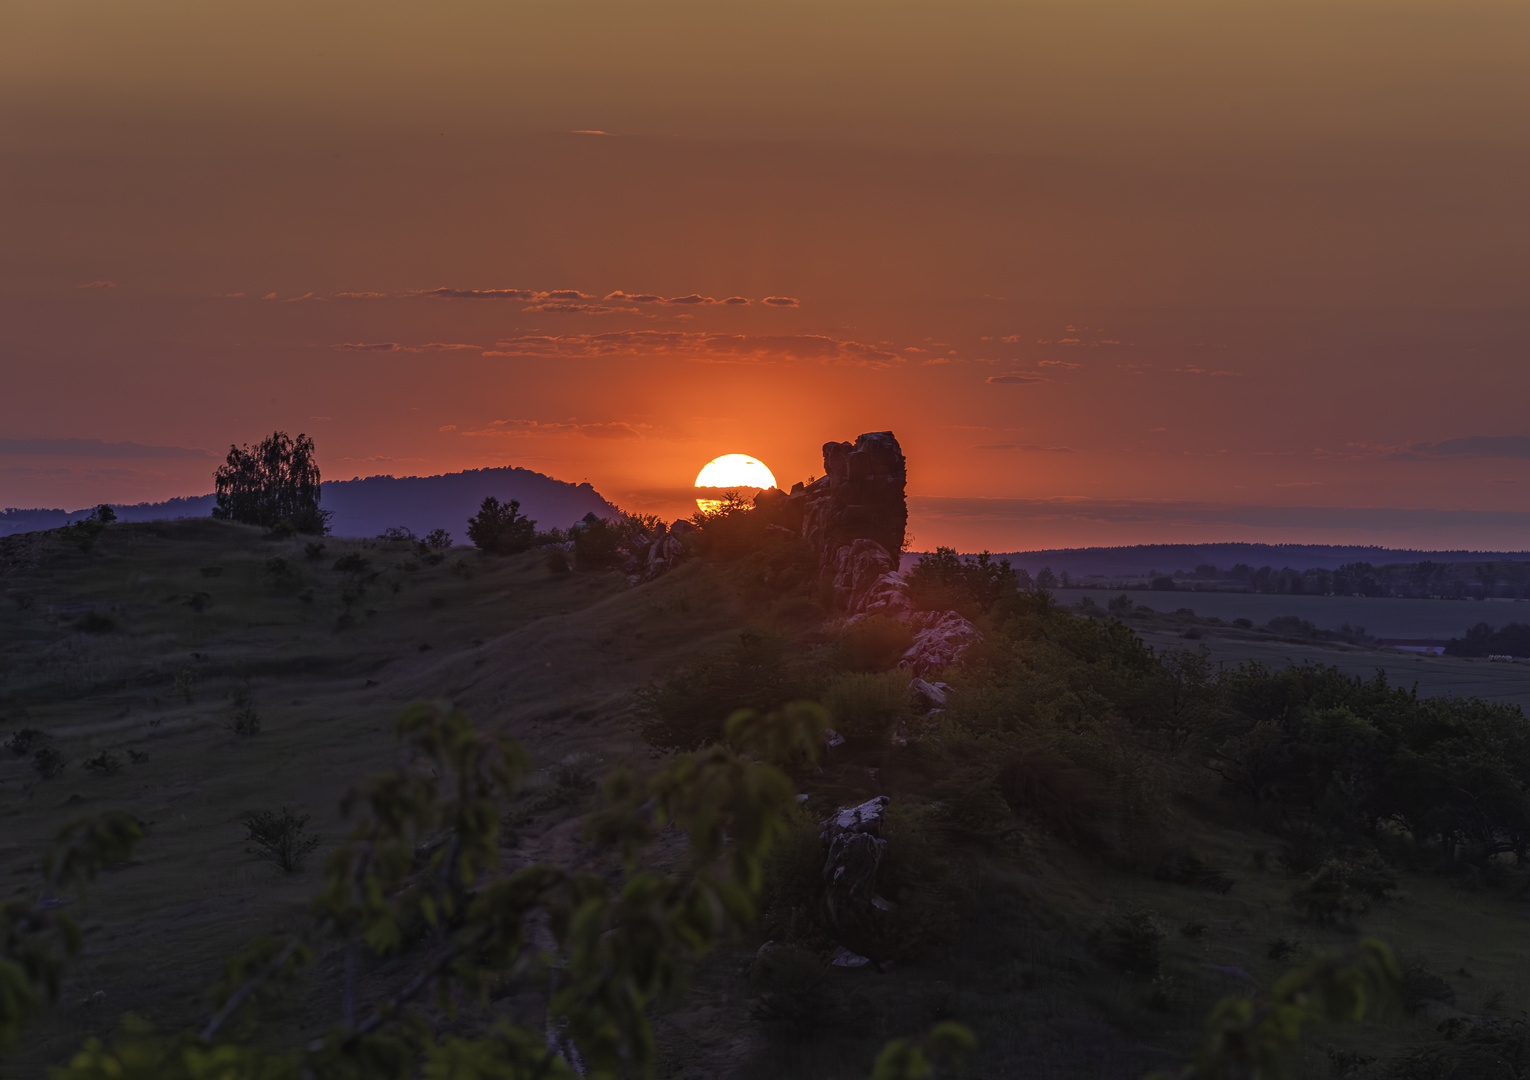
[465, 496, 537, 554]
[212, 431, 328, 534]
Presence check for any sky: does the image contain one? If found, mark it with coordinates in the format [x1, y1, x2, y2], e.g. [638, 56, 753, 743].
[3, 1, 1529, 550]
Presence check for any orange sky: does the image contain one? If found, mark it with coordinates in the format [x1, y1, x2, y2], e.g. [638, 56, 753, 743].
[4, 2, 1530, 549]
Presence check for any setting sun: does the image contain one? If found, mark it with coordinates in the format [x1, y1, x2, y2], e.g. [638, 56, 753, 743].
[694, 454, 776, 513]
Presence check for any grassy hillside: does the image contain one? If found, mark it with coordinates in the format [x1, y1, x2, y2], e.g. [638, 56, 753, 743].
[5, 522, 1530, 1078]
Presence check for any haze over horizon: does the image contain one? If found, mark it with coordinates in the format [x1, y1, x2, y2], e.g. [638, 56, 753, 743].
[5, 1, 1529, 550]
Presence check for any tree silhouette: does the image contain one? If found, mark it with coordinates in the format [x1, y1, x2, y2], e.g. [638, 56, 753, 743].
[212, 432, 328, 534]
[465, 496, 537, 554]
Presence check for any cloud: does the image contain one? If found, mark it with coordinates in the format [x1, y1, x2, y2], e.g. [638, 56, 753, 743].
[570, 129, 616, 136]
[973, 443, 1078, 452]
[986, 373, 1049, 384]
[1000, 334, 1020, 343]
[1395, 435, 1530, 460]
[483, 330, 899, 365]
[522, 302, 636, 315]
[604, 291, 665, 303]
[666, 294, 716, 305]
[334, 291, 389, 299]
[0, 437, 212, 459]
[77, 280, 115, 289]
[1038, 359, 1080, 368]
[723, 296, 751, 306]
[461, 419, 645, 440]
[420, 287, 538, 300]
[332, 342, 482, 353]
[761, 296, 800, 307]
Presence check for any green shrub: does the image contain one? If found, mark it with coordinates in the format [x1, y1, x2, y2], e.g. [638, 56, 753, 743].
[303, 541, 327, 561]
[823, 670, 911, 747]
[241, 807, 321, 872]
[836, 615, 914, 672]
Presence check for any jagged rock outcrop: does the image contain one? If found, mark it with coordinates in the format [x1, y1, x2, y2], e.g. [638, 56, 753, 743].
[633, 429, 980, 674]
[770, 430, 979, 676]
[819, 796, 893, 964]
[799, 432, 908, 580]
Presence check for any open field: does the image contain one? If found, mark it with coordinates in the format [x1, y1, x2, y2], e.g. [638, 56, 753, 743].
[7, 522, 1530, 1078]
[1053, 587, 1529, 641]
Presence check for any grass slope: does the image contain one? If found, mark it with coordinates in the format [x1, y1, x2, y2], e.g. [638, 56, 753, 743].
[4, 522, 1530, 1079]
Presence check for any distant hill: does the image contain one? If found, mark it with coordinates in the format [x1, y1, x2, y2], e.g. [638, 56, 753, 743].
[908, 542, 1530, 577]
[0, 467, 616, 540]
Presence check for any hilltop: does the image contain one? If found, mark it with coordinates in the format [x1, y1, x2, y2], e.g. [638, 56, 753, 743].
[0, 465, 615, 540]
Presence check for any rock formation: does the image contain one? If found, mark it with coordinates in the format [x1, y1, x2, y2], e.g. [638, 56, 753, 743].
[630, 429, 980, 673]
[819, 796, 893, 964]
[769, 430, 980, 675]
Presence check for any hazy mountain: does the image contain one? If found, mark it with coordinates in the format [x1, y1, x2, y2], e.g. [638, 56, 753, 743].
[911, 542, 1530, 577]
[0, 467, 616, 540]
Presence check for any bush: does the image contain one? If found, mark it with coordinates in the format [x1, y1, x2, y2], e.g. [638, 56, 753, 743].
[823, 670, 911, 747]
[84, 750, 122, 776]
[1154, 850, 1236, 894]
[379, 526, 415, 542]
[748, 943, 835, 1029]
[995, 747, 1110, 848]
[1400, 962, 1455, 1015]
[636, 633, 816, 752]
[545, 548, 571, 576]
[759, 804, 830, 946]
[6, 729, 44, 756]
[906, 547, 1022, 613]
[33, 746, 67, 779]
[466, 496, 537, 555]
[241, 808, 321, 872]
[1101, 905, 1163, 976]
[332, 553, 370, 574]
[1291, 854, 1397, 924]
[230, 706, 261, 736]
[422, 528, 451, 550]
[303, 541, 327, 561]
[569, 513, 621, 569]
[836, 615, 914, 672]
[175, 667, 196, 704]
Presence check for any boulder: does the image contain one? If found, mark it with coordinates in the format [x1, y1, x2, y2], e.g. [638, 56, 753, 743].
[902, 610, 981, 674]
[820, 796, 894, 962]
